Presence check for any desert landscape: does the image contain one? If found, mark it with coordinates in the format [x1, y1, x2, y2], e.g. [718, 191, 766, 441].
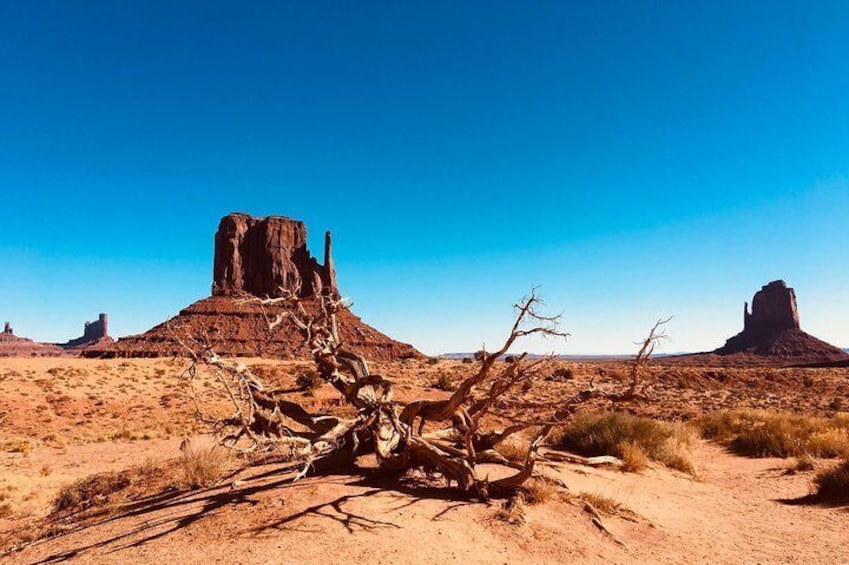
[3, 4, 848, 564]
[1, 214, 847, 565]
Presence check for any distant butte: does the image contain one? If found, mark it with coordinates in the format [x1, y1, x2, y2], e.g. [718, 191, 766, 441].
[90, 213, 421, 360]
[0, 322, 63, 357]
[666, 280, 849, 367]
[61, 313, 114, 350]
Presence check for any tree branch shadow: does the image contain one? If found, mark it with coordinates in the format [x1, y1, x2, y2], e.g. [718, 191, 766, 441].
[25, 461, 478, 564]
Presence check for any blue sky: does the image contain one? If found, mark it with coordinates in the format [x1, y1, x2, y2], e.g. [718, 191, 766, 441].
[1, 1, 847, 354]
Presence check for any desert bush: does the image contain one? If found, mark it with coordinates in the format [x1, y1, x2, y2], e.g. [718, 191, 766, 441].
[787, 454, 816, 474]
[547, 367, 574, 382]
[812, 459, 849, 502]
[432, 374, 455, 391]
[695, 410, 849, 458]
[550, 411, 695, 473]
[461, 357, 473, 364]
[296, 369, 322, 393]
[427, 357, 441, 365]
[521, 477, 557, 505]
[179, 442, 231, 490]
[54, 472, 132, 512]
[617, 442, 649, 473]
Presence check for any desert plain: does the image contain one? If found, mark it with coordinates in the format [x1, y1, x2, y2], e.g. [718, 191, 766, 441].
[1, 355, 848, 565]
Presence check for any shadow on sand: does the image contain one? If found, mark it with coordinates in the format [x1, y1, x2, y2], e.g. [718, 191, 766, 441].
[25, 461, 476, 564]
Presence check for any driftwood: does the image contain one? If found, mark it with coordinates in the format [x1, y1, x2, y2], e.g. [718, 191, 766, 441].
[176, 288, 658, 500]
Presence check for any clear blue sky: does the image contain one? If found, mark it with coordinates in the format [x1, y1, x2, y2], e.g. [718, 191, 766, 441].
[1, 1, 847, 354]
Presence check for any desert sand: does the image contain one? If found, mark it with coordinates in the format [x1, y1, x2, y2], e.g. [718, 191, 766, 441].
[1, 357, 847, 564]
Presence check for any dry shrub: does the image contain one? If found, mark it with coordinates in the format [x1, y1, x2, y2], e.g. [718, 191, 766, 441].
[179, 442, 231, 489]
[579, 492, 622, 515]
[787, 454, 816, 474]
[0, 438, 34, 455]
[521, 477, 558, 505]
[432, 374, 455, 392]
[494, 495, 527, 525]
[617, 442, 648, 473]
[695, 410, 849, 458]
[54, 472, 132, 512]
[296, 369, 322, 393]
[812, 459, 849, 502]
[550, 411, 695, 473]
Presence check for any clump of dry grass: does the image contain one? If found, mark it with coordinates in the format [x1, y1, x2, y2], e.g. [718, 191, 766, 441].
[549, 411, 695, 474]
[812, 459, 849, 502]
[432, 374, 455, 391]
[178, 442, 231, 490]
[0, 438, 34, 455]
[53, 457, 172, 514]
[54, 472, 132, 512]
[695, 410, 849, 458]
[578, 491, 624, 515]
[494, 495, 527, 525]
[786, 454, 816, 475]
[617, 442, 649, 473]
[521, 477, 558, 505]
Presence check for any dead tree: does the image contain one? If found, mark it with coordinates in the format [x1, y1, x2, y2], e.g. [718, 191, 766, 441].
[177, 288, 654, 499]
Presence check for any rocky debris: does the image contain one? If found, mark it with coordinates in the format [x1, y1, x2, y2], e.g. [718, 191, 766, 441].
[666, 280, 848, 366]
[91, 213, 420, 361]
[0, 322, 64, 357]
[212, 213, 337, 298]
[61, 313, 114, 349]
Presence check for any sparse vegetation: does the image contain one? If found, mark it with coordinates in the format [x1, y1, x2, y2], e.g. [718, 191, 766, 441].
[812, 459, 849, 502]
[547, 367, 574, 381]
[578, 491, 624, 515]
[178, 441, 231, 490]
[695, 410, 849, 458]
[432, 373, 455, 391]
[550, 411, 695, 474]
[521, 477, 558, 505]
[295, 369, 322, 393]
[54, 471, 132, 512]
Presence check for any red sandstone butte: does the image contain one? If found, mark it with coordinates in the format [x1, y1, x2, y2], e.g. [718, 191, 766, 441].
[61, 313, 114, 349]
[0, 322, 63, 357]
[90, 213, 420, 361]
[665, 280, 848, 367]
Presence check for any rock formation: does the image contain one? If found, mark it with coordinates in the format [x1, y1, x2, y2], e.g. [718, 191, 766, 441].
[0, 322, 64, 357]
[713, 280, 847, 364]
[212, 213, 337, 298]
[61, 313, 114, 349]
[91, 213, 420, 361]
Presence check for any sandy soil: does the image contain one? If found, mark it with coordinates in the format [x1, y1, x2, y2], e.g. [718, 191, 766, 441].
[0, 357, 847, 564]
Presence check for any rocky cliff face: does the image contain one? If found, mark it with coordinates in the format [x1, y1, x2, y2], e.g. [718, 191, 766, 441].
[93, 213, 419, 361]
[743, 280, 800, 336]
[212, 213, 337, 299]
